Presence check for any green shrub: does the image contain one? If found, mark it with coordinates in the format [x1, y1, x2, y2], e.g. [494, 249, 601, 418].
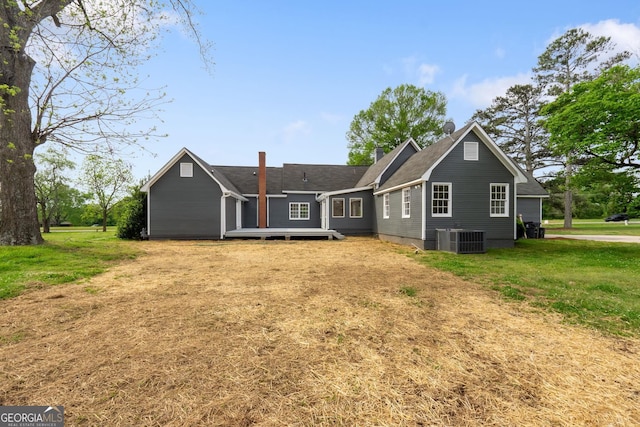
[116, 184, 147, 240]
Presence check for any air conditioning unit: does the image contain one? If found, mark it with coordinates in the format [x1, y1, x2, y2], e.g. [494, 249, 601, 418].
[437, 229, 486, 254]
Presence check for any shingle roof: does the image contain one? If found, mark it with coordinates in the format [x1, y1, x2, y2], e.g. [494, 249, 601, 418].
[207, 163, 367, 195]
[211, 166, 283, 194]
[355, 140, 415, 188]
[515, 165, 548, 197]
[282, 164, 368, 192]
[376, 123, 475, 192]
[377, 137, 455, 191]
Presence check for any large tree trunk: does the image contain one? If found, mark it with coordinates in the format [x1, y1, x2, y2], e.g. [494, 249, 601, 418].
[42, 219, 50, 234]
[38, 198, 51, 233]
[0, 49, 43, 245]
[102, 210, 108, 232]
[563, 161, 573, 229]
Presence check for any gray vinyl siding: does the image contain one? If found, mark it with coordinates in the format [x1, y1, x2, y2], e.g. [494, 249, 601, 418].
[268, 194, 321, 228]
[225, 198, 237, 231]
[425, 133, 515, 249]
[517, 198, 542, 223]
[243, 197, 259, 228]
[375, 185, 423, 240]
[149, 154, 222, 239]
[327, 191, 374, 235]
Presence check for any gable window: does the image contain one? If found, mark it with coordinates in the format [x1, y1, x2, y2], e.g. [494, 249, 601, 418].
[402, 188, 411, 218]
[383, 193, 390, 219]
[490, 183, 509, 217]
[464, 141, 478, 161]
[332, 198, 345, 218]
[180, 162, 193, 177]
[350, 198, 363, 218]
[432, 183, 452, 217]
[289, 202, 310, 220]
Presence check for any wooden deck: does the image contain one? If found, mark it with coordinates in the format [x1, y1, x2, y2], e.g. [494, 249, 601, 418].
[225, 228, 345, 240]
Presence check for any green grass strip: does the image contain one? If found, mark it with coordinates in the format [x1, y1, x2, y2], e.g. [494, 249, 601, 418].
[0, 231, 140, 299]
[415, 239, 640, 337]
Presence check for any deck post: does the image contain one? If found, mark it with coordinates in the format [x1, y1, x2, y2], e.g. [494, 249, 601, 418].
[258, 152, 267, 228]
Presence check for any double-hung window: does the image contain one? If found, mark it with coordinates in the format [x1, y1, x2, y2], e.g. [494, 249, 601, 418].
[432, 183, 452, 217]
[289, 202, 310, 220]
[402, 188, 411, 218]
[383, 193, 390, 219]
[490, 184, 509, 217]
[332, 198, 345, 218]
[349, 198, 363, 218]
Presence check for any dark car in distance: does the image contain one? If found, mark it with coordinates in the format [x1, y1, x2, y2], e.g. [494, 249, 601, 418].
[605, 213, 629, 222]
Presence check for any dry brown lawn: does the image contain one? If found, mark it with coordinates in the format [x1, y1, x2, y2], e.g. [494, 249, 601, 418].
[1, 237, 639, 426]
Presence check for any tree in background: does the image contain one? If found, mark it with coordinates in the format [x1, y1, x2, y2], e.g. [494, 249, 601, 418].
[54, 184, 90, 226]
[34, 148, 76, 232]
[346, 84, 447, 165]
[81, 155, 133, 232]
[0, 1, 210, 245]
[574, 164, 639, 218]
[472, 84, 552, 175]
[543, 65, 640, 171]
[534, 28, 630, 228]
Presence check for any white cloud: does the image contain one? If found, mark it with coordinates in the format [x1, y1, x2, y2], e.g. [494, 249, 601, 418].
[282, 120, 311, 143]
[398, 55, 441, 86]
[417, 63, 440, 85]
[451, 73, 532, 109]
[581, 19, 640, 60]
[544, 20, 640, 63]
[447, 21, 640, 116]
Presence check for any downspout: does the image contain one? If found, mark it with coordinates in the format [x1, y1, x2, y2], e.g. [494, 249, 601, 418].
[421, 181, 427, 241]
[539, 198, 543, 227]
[258, 152, 267, 228]
[315, 193, 329, 230]
[146, 192, 151, 237]
[513, 184, 518, 240]
[221, 192, 232, 239]
[325, 198, 330, 230]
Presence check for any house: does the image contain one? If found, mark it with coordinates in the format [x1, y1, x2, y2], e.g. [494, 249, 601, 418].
[141, 122, 548, 249]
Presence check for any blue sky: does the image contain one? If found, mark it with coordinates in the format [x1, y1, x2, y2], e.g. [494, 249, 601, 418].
[131, 1, 640, 179]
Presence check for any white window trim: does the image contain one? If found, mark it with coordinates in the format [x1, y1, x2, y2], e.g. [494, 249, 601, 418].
[490, 183, 509, 217]
[289, 202, 310, 220]
[180, 162, 193, 177]
[349, 198, 363, 218]
[402, 188, 411, 218]
[332, 198, 345, 218]
[432, 182, 452, 217]
[383, 193, 390, 219]
[464, 141, 479, 161]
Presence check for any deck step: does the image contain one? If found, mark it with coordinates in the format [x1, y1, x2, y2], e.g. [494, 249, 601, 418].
[225, 228, 345, 240]
[331, 231, 345, 240]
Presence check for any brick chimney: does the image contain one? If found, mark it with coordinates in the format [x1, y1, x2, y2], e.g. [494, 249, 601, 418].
[258, 152, 267, 228]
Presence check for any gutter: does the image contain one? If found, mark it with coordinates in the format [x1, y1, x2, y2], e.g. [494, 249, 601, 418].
[373, 179, 423, 196]
[316, 186, 372, 201]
